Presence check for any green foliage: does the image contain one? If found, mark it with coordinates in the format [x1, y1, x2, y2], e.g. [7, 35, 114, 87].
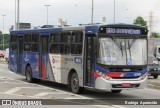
[133, 16, 147, 26]
[152, 32, 160, 38]
[0, 34, 9, 50]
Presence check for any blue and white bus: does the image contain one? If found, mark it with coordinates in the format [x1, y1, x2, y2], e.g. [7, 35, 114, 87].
[9, 24, 148, 93]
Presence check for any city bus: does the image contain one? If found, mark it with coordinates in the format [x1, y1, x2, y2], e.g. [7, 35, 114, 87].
[9, 24, 148, 93]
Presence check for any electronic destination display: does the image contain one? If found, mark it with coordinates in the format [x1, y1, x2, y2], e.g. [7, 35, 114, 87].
[99, 26, 148, 35]
[106, 28, 141, 35]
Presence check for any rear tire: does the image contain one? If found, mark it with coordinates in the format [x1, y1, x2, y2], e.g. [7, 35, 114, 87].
[153, 75, 158, 79]
[70, 72, 83, 94]
[111, 90, 122, 93]
[26, 66, 33, 83]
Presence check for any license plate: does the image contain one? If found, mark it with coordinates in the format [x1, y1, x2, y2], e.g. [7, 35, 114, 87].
[122, 83, 131, 87]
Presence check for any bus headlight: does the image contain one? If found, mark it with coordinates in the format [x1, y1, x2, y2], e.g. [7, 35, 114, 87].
[139, 74, 147, 80]
[104, 75, 111, 80]
[99, 72, 111, 80]
[96, 70, 111, 80]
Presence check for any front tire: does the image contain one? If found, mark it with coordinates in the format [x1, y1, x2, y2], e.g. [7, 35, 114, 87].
[111, 90, 122, 93]
[153, 74, 158, 79]
[26, 66, 33, 83]
[70, 73, 83, 94]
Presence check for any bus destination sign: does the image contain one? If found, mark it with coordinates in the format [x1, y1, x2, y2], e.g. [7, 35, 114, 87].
[106, 28, 141, 35]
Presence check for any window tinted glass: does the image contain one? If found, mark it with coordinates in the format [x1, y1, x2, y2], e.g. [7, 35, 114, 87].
[71, 31, 83, 55]
[50, 44, 59, 53]
[24, 43, 31, 51]
[51, 33, 59, 43]
[10, 35, 17, 42]
[72, 31, 83, 43]
[10, 43, 17, 51]
[61, 32, 71, 43]
[31, 44, 38, 52]
[32, 34, 39, 42]
[24, 34, 31, 42]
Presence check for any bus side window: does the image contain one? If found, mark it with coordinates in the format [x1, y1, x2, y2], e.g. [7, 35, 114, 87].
[60, 32, 71, 54]
[24, 34, 31, 52]
[10, 35, 18, 52]
[51, 44, 59, 53]
[24, 44, 31, 51]
[71, 31, 83, 55]
[50, 32, 60, 54]
[10, 43, 17, 52]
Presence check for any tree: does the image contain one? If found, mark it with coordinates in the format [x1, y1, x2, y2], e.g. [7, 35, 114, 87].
[0, 34, 9, 50]
[152, 32, 160, 38]
[133, 16, 147, 26]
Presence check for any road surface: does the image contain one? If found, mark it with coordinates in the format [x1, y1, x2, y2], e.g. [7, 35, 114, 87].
[0, 63, 160, 108]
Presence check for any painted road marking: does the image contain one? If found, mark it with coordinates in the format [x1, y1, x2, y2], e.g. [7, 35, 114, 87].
[0, 82, 29, 84]
[33, 92, 68, 97]
[5, 87, 50, 94]
[94, 105, 123, 108]
[112, 105, 126, 108]
[64, 97, 86, 99]
[33, 92, 51, 97]
[5, 87, 22, 94]
[145, 88, 160, 92]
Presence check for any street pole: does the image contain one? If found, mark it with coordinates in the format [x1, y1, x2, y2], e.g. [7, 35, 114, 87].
[2, 15, 6, 50]
[114, 0, 115, 23]
[17, 0, 20, 30]
[44, 5, 50, 25]
[91, 0, 94, 24]
[15, 0, 17, 30]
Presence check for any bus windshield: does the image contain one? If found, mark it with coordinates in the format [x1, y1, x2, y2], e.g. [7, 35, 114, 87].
[97, 38, 147, 65]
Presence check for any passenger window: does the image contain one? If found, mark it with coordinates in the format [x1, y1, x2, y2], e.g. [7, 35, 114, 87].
[10, 43, 17, 52]
[31, 44, 38, 52]
[50, 32, 60, 54]
[32, 34, 39, 42]
[10, 35, 18, 52]
[24, 44, 31, 51]
[10, 35, 17, 42]
[24, 34, 31, 42]
[71, 31, 83, 55]
[60, 32, 71, 54]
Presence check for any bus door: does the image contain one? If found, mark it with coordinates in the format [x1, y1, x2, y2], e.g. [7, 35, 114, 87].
[39, 35, 49, 79]
[17, 36, 24, 74]
[85, 36, 95, 87]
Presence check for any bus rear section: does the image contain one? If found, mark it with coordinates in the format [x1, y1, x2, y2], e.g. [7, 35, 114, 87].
[92, 25, 148, 92]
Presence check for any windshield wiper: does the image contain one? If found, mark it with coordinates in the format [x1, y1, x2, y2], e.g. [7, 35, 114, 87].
[128, 39, 137, 49]
[112, 37, 123, 57]
[128, 40, 132, 58]
[127, 39, 136, 62]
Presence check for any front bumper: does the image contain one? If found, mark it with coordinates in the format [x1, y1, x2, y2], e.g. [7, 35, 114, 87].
[95, 76, 148, 91]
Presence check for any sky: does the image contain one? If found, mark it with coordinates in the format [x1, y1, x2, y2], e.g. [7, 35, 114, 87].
[0, 0, 160, 33]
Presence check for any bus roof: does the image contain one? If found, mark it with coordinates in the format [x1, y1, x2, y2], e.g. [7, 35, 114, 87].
[10, 23, 147, 35]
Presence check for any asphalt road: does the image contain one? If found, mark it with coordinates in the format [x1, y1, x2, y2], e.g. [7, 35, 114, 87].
[0, 63, 160, 108]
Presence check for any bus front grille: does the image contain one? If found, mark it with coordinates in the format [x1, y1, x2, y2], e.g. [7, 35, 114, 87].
[112, 84, 140, 88]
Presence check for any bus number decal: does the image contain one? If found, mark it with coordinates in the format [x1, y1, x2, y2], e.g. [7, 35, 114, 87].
[74, 57, 82, 63]
[134, 73, 141, 76]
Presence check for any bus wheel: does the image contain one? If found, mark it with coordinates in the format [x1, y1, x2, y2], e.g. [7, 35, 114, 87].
[71, 73, 83, 94]
[26, 66, 33, 83]
[111, 90, 122, 93]
[153, 75, 158, 79]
